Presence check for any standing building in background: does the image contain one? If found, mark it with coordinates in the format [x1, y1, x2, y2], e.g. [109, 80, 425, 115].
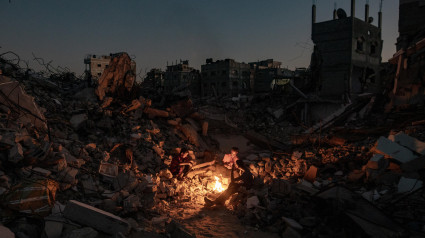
[163, 60, 201, 96]
[249, 59, 293, 93]
[84, 55, 111, 81]
[84, 53, 136, 82]
[201, 58, 251, 97]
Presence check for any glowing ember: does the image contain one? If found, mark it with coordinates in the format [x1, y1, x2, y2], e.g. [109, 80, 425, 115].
[213, 176, 225, 192]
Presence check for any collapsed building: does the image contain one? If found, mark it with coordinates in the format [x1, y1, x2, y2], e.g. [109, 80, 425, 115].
[387, 0, 425, 109]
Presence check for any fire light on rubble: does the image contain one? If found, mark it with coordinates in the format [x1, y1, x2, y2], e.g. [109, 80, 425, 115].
[213, 176, 225, 192]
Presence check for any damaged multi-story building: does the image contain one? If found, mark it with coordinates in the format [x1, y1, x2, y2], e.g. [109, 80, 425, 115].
[84, 54, 111, 81]
[201, 58, 251, 97]
[84, 53, 136, 81]
[143, 68, 165, 89]
[249, 59, 294, 93]
[163, 60, 201, 96]
[387, 0, 425, 107]
[307, 0, 383, 122]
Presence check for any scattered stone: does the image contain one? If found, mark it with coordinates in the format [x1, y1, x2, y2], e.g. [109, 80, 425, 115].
[68, 227, 98, 238]
[0, 225, 15, 238]
[398, 177, 423, 193]
[63, 200, 130, 235]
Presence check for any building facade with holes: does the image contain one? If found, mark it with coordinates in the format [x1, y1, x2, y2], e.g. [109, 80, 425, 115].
[310, 1, 383, 98]
[201, 58, 251, 97]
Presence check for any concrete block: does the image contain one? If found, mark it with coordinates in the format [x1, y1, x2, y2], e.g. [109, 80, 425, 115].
[246, 196, 259, 209]
[0, 225, 15, 238]
[63, 200, 130, 235]
[44, 220, 63, 238]
[33, 167, 52, 177]
[374, 136, 417, 163]
[69, 227, 98, 238]
[303, 166, 317, 182]
[8, 143, 24, 163]
[282, 216, 303, 230]
[389, 132, 425, 155]
[398, 177, 423, 193]
[69, 114, 88, 129]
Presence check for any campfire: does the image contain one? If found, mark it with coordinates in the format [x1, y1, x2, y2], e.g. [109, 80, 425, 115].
[212, 176, 225, 192]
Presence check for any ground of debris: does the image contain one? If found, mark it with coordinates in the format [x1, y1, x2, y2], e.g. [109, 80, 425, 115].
[1, 52, 425, 238]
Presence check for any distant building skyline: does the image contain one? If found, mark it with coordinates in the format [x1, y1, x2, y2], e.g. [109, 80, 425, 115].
[1, 0, 399, 76]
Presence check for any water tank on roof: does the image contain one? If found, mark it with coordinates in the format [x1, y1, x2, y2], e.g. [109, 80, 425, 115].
[337, 8, 347, 19]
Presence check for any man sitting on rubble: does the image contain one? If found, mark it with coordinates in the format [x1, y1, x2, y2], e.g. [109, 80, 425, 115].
[169, 148, 193, 180]
[222, 147, 239, 169]
[204, 159, 253, 207]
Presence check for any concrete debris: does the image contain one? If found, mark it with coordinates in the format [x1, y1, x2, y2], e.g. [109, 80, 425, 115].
[246, 196, 259, 209]
[389, 132, 425, 155]
[282, 217, 303, 230]
[398, 177, 423, 193]
[63, 200, 130, 235]
[0, 75, 47, 130]
[374, 136, 417, 163]
[3, 179, 58, 216]
[95, 53, 135, 101]
[69, 114, 88, 129]
[1, 43, 425, 237]
[8, 143, 24, 163]
[0, 225, 15, 238]
[44, 220, 63, 238]
[68, 227, 98, 238]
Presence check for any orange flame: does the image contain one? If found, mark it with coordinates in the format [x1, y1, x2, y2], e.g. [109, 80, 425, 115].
[213, 176, 225, 192]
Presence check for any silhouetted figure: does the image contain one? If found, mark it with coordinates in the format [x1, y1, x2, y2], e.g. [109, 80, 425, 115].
[205, 160, 253, 206]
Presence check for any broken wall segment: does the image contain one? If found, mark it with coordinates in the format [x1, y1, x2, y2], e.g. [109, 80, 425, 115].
[3, 179, 58, 216]
[63, 200, 130, 235]
[0, 75, 47, 130]
[95, 53, 136, 101]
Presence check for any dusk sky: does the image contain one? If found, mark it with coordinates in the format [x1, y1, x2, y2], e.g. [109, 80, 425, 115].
[1, 0, 399, 77]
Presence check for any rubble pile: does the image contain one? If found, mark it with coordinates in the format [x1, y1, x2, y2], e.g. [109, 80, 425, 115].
[1, 51, 425, 238]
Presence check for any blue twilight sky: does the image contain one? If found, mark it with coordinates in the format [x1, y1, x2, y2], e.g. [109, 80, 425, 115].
[1, 0, 399, 76]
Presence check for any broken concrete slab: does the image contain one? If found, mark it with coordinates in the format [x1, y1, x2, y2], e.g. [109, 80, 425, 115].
[32, 167, 52, 177]
[69, 114, 88, 129]
[95, 53, 135, 101]
[398, 177, 423, 193]
[99, 162, 119, 180]
[247, 196, 260, 209]
[63, 200, 130, 235]
[0, 225, 15, 238]
[316, 186, 405, 236]
[4, 179, 58, 216]
[44, 220, 63, 238]
[282, 217, 303, 230]
[303, 166, 317, 182]
[389, 132, 425, 155]
[8, 143, 24, 163]
[370, 154, 384, 162]
[68, 227, 98, 238]
[0, 75, 47, 130]
[373, 136, 417, 163]
[281, 226, 301, 238]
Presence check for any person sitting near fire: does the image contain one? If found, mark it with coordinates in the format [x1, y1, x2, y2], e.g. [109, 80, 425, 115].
[222, 147, 239, 170]
[204, 159, 253, 207]
[169, 148, 193, 180]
